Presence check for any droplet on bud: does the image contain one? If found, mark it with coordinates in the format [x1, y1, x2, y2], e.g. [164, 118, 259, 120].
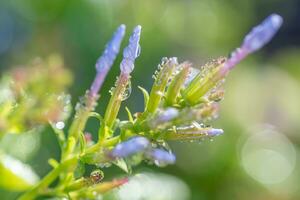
[90, 169, 104, 184]
[120, 25, 142, 74]
[55, 121, 65, 130]
[146, 148, 176, 167]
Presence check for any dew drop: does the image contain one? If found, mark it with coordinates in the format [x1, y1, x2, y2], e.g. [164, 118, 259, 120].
[55, 121, 65, 130]
[136, 44, 141, 57]
[109, 87, 115, 95]
[96, 162, 112, 168]
[90, 169, 104, 183]
[154, 159, 167, 167]
[121, 80, 132, 101]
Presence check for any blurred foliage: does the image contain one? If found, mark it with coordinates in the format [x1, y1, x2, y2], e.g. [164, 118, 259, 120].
[0, 0, 300, 200]
[0, 55, 72, 135]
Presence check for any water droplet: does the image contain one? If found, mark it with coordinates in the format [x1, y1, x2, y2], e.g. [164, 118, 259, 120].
[55, 121, 65, 129]
[109, 87, 115, 95]
[90, 169, 104, 183]
[121, 80, 132, 101]
[156, 91, 164, 97]
[154, 159, 167, 167]
[96, 162, 112, 168]
[136, 44, 141, 57]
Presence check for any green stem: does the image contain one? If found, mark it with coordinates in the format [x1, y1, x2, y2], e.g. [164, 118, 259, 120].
[99, 73, 130, 142]
[165, 63, 190, 106]
[145, 58, 177, 114]
[85, 135, 121, 154]
[62, 93, 98, 160]
[18, 157, 77, 200]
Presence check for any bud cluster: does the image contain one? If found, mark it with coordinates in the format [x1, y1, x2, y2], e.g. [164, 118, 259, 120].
[5, 14, 282, 200]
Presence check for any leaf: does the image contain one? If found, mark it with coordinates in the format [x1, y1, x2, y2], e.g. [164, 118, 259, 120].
[89, 112, 103, 123]
[125, 107, 134, 123]
[113, 159, 132, 174]
[79, 131, 86, 153]
[0, 153, 39, 191]
[138, 86, 149, 110]
[74, 160, 85, 179]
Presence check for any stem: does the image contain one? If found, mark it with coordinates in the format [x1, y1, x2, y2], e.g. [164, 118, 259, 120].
[18, 157, 77, 200]
[85, 135, 121, 154]
[99, 73, 130, 141]
[146, 58, 177, 114]
[165, 63, 190, 106]
[62, 93, 98, 160]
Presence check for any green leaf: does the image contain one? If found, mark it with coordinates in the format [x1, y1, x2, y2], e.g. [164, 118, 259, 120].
[138, 86, 149, 110]
[0, 153, 39, 191]
[89, 112, 103, 123]
[125, 107, 134, 123]
[79, 131, 86, 153]
[113, 159, 132, 174]
[74, 160, 85, 179]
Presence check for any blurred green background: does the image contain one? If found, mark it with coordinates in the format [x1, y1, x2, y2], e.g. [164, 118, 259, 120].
[1, 0, 300, 199]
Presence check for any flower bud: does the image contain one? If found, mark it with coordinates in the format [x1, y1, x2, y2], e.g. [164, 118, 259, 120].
[95, 25, 126, 73]
[164, 125, 224, 140]
[148, 107, 179, 130]
[110, 136, 150, 158]
[146, 148, 176, 166]
[90, 25, 126, 96]
[120, 25, 142, 74]
[221, 14, 283, 73]
[242, 14, 282, 53]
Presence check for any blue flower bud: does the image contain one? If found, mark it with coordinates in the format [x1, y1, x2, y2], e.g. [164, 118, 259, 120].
[95, 24, 126, 73]
[164, 126, 224, 140]
[90, 25, 126, 96]
[157, 108, 179, 123]
[206, 128, 224, 136]
[120, 25, 142, 74]
[147, 149, 176, 166]
[110, 136, 149, 158]
[221, 14, 282, 73]
[149, 108, 179, 129]
[242, 14, 283, 53]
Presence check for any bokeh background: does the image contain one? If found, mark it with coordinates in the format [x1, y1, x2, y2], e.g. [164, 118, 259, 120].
[1, 0, 300, 199]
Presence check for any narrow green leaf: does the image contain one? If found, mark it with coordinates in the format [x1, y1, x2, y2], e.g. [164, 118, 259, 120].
[125, 107, 134, 123]
[138, 86, 149, 110]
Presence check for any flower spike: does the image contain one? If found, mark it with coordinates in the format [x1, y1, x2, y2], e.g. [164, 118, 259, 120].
[120, 25, 142, 74]
[222, 14, 283, 73]
[65, 25, 126, 159]
[242, 14, 283, 53]
[95, 25, 126, 73]
[99, 26, 142, 141]
[90, 25, 126, 96]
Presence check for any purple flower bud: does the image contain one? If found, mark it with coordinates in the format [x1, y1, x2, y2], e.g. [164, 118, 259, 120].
[146, 149, 176, 166]
[157, 108, 179, 122]
[120, 25, 142, 74]
[110, 136, 149, 158]
[242, 14, 283, 53]
[95, 24, 126, 72]
[90, 25, 126, 96]
[149, 108, 179, 129]
[165, 126, 224, 140]
[206, 128, 224, 136]
[221, 14, 283, 74]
